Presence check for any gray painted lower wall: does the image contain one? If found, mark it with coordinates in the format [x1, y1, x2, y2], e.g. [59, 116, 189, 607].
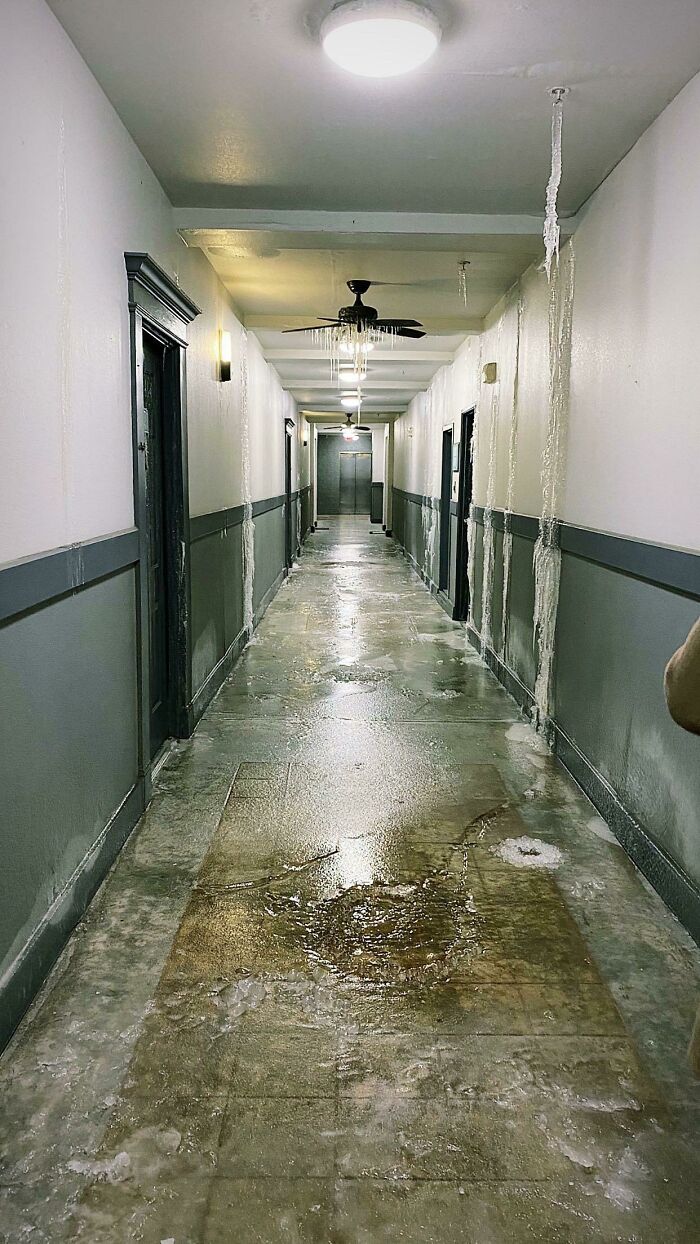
[188, 488, 312, 726]
[0, 488, 311, 1051]
[394, 497, 700, 943]
[392, 487, 455, 617]
[0, 569, 142, 1050]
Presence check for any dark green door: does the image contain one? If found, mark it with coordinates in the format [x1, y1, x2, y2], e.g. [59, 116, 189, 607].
[143, 337, 170, 758]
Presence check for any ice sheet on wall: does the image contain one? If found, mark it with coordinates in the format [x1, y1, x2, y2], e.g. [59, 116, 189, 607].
[240, 330, 255, 637]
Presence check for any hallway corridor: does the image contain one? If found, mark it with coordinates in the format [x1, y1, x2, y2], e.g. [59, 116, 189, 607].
[1, 520, 699, 1241]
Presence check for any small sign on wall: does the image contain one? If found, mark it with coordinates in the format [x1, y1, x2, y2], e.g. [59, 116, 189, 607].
[451, 472, 459, 502]
[452, 444, 460, 471]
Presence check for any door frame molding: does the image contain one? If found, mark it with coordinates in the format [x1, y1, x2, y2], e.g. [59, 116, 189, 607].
[454, 407, 476, 622]
[125, 253, 200, 798]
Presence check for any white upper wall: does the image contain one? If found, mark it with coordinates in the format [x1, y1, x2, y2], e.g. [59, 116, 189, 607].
[394, 68, 700, 554]
[393, 338, 481, 496]
[565, 70, 700, 550]
[0, 0, 301, 564]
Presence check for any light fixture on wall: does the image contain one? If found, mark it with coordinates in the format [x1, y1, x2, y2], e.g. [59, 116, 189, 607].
[321, 0, 441, 78]
[219, 330, 232, 382]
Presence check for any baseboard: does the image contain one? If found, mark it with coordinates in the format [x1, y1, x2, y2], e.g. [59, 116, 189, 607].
[465, 622, 700, 946]
[0, 778, 146, 1052]
[465, 623, 536, 716]
[187, 565, 288, 732]
[552, 722, 700, 945]
[436, 589, 456, 620]
[396, 542, 439, 596]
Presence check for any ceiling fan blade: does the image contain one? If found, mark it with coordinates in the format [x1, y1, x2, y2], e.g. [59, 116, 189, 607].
[354, 425, 371, 432]
[282, 322, 342, 333]
[374, 318, 423, 329]
[391, 328, 427, 339]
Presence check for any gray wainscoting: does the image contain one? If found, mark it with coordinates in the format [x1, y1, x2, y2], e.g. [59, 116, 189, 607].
[188, 488, 311, 726]
[0, 488, 311, 1050]
[468, 507, 700, 943]
[392, 487, 455, 615]
[0, 556, 142, 1050]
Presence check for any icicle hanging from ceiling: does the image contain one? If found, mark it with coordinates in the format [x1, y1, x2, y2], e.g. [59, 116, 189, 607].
[543, 89, 566, 279]
[458, 260, 470, 308]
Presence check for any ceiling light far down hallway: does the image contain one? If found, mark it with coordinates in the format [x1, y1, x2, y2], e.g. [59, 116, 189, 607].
[321, 0, 441, 78]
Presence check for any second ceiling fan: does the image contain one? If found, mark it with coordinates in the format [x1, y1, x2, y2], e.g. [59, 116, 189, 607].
[284, 279, 426, 339]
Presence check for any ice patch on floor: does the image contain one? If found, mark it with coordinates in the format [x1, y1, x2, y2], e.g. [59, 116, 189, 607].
[365, 655, 398, 672]
[505, 722, 549, 753]
[586, 816, 618, 845]
[493, 836, 563, 870]
[67, 1151, 131, 1183]
[569, 878, 606, 901]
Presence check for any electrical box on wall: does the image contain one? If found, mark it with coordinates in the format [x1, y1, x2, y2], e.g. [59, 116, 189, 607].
[451, 472, 459, 502]
[483, 362, 498, 384]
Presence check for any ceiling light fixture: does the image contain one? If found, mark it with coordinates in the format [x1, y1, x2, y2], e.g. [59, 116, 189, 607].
[341, 393, 362, 409]
[321, 0, 441, 79]
[338, 369, 367, 385]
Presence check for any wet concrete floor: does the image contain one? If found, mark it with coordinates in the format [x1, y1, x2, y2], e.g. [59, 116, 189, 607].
[2, 516, 700, 1241]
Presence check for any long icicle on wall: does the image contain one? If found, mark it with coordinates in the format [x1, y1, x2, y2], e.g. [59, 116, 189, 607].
[466, 339, 483, 628]
[480, 316, 502, 651]
[533, 87, 575, 724]
[500, 288, 523, 659]
[240, 330, 255, 638]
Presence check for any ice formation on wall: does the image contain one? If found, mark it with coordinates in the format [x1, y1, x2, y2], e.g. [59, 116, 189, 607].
[500, 290, 524, 659]
[421, 376, 440, 583]
[466, 341, 483, 628]
[480, 319, 502, 651]
[296, 490, 302, 556]
[458, 260, 470, 308]
[543, 90, 566, 278]
[533, 242, 575, 722]
[240, 331, 255, 636]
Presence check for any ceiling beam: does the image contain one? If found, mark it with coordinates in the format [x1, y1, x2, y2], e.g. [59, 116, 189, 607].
[290, 380, 425, 392]
[263, 348, 457, 363]
[175, 209, 577, 238]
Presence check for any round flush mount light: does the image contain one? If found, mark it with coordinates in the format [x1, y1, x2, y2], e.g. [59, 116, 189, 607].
[341, 393, 362, 409]
[321, 0, 441, 78]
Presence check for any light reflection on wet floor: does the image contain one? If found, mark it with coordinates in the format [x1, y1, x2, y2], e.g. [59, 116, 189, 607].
[1, 516, 700, 1242]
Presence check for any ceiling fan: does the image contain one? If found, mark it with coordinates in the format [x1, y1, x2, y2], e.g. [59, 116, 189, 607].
[284, 279, 426, 339]
[323, 413, 371, 436]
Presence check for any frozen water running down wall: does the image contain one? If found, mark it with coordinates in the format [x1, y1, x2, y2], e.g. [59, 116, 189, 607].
[500, 290, 523, 659]
[480, 318, 502, 651]
[533, 243, 575, 722]
[240, 331, 255, 637]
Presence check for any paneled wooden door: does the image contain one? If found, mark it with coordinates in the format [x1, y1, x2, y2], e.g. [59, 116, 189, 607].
[142, 335, 171, 758]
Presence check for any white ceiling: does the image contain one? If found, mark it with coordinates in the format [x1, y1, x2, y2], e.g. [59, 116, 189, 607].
[48, 0, 700, 214]
[48, 0, 700, 413]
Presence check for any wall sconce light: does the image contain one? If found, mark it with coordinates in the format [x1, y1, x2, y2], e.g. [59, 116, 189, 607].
[285, 418, 295, 434]
[219, 330, 232, 382]
[303, 437, 308, 447]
